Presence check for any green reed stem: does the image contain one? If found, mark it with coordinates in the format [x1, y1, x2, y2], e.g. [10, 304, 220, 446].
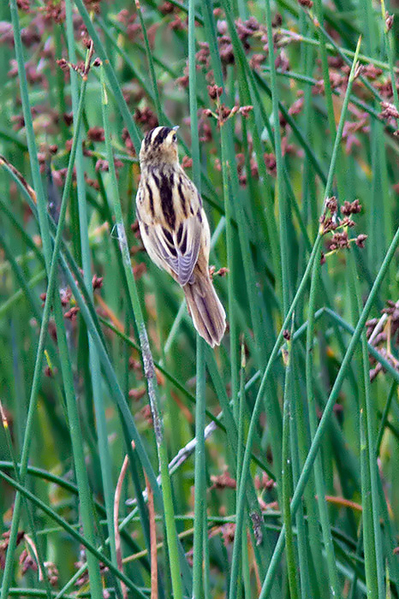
[281, 324, 300, 599]
[189, 0, 207, 594]
[0, 470, 147, 598]
[192, 337, 207, 598]
[350, 252, 384, 596]
[135, 0, 163, 124]
[202, 0, 239, 400]
[65, 0, 120, 584]
[100, 67, 184, 599]
[306, 257, 342, 598]
[265, 0, 289, 313]
[260, 195, 399, 599]
[0, 20, 98, 595]
[74, 0, 142, 151]
[0, 404, 52, 599]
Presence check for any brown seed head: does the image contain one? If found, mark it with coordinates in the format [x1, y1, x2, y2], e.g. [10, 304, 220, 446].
[355, 234, 367, 248]
[207, 84, 223, 100]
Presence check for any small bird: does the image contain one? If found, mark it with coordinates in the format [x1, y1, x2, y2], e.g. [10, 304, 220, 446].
[136, 126, 226, 347]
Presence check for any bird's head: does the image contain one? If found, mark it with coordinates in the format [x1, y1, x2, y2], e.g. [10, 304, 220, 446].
[139, 126, 179, 167]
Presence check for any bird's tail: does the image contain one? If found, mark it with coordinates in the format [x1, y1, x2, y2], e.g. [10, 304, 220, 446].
[183, 275, 226, 347]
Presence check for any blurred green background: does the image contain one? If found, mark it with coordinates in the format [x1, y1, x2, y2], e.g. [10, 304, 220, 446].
[1, 0, 399, 597]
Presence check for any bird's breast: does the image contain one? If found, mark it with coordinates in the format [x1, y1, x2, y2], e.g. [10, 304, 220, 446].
[144, 165, 197, 230]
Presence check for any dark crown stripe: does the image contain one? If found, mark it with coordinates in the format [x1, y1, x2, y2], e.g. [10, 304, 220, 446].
[144, 128, 155, 149]
[153, 127, 172, 147]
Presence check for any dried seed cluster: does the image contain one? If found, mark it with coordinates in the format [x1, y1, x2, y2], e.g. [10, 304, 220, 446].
[319, 197, 367, 263]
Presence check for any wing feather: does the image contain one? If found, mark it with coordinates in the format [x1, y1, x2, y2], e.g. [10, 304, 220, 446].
[136, 171, 203, 285]
[139, 215, 201, 285]
[176, 216, 201, 285]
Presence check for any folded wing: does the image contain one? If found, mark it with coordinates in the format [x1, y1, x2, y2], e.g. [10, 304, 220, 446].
[141, 214, 202, 286]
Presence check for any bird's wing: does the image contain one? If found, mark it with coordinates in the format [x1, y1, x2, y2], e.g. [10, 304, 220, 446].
[140, 215, 202, 286]
[174, 215, 202, 285]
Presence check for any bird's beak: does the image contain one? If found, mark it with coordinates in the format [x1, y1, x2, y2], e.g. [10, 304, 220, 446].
[172, 125, 179, 131]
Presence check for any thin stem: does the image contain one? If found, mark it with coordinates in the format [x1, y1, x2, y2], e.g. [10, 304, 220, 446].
[0, 469, 147, 598]
[134, 0, 163, 124]
[192, 337, 207, 598]
[260, 199, 399, 599]
[100, 67, 184, 599]
[65, 0, 120, 584]
[265, 0, 289, 313]
[0, 47, 93, 599]
[281, 325, 299, 599]
[306, 257, 341, 597]
[350, 253, 384, 596]
[230, 35, 362, 599]
[189, 1, 206, 594]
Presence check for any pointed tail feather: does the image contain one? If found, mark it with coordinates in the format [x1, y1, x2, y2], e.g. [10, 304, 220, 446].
[184, 276, 226, 347]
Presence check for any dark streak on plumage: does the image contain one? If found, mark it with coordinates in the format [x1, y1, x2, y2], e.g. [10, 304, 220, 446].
[163, 228, 177, 257]
[163, 227, 174, 245]
[180, 230, 187, 254]
[168, 244, 178, 257]
[159, 172, 176, 229]
[152, 171, 160, 188]
[176, 222, 184, 245]
[146, 183, 154, 217]
[178, 180, 188, 217]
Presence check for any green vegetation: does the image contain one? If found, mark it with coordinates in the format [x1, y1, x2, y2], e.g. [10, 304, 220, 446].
[1, 0, 399, 597]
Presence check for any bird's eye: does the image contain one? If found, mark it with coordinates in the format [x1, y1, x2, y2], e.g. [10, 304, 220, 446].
[172, 133, 177, 142]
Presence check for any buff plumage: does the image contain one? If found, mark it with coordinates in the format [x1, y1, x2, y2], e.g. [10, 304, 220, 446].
[136, 126, 226, 347]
